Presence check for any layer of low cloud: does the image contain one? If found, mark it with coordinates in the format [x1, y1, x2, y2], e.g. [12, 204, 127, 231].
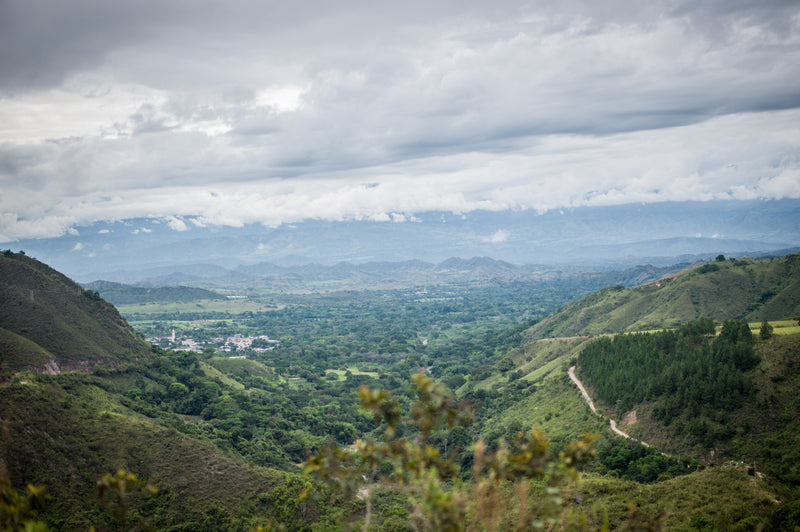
[1, 0, 799, 241]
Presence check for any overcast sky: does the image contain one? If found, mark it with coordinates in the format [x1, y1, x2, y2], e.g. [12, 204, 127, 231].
[1, 0, 799, 242]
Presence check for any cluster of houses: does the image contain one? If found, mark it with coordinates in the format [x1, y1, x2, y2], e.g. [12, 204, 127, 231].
[147, 330, 279, 354]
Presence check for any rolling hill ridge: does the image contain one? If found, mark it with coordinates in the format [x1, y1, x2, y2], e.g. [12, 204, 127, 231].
[0, 252, 151, 375]
[527, 254, 800, 339]
[82, 280, 227, 305]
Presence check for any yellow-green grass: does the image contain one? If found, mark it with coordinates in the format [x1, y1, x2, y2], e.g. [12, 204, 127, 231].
[325, 367, 381, 381]
[466, 336, 607, 441]
[207, 357, 274, 379]
[199, 361, 245, 390]
[572, 463, 781, 530]
[748, 319, 800, 336]
[116, 298, 281, 315]
[471, 336, 593, 392]
[487, 371, 606, 442]
[528, 255, 800, 340]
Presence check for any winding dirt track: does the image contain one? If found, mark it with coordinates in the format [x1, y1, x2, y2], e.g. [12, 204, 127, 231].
[568, 365, 649, 446]
[567, 365, 597, 415]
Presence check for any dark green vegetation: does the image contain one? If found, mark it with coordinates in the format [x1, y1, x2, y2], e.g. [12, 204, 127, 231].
[0, 252, 150, 374]
[306, 372, 599, 531]
[2, 250, 800, 530]
[115, 262, 690, 358]
[0, 373, 340, 530]
[573, 314, 800, 489]
[83, 280, 227, 305]
[579, 319, 755, 438]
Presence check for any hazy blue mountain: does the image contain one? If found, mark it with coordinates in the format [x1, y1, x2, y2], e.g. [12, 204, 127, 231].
[7, 199, 799, 282]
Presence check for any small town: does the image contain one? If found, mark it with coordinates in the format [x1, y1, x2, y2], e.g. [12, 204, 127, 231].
[146, 330, 279, 354]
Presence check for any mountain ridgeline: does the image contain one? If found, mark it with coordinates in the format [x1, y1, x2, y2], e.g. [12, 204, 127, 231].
[1, 250, 799, 530]
[82, 280, 227, 305]
[0, 251, 151, 375]
[527, 254, 800, 339]
[83, 256, 695, 293]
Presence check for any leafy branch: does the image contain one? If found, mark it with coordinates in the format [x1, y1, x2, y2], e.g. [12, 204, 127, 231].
[305, 371, 598, 531]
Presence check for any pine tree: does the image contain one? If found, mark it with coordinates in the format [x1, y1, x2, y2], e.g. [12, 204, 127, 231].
[759, 319, 773, 340]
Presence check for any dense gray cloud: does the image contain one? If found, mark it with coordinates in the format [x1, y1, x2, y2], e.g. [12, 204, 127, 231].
[1, 0, 799, 241]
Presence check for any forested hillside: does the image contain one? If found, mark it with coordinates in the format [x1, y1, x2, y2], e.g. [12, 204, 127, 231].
[574, 322, 800, 488]
[527, 254, 800, 339]
[579, 319, 755, 418]
[83, 280, 227, 305]
[0, 371, 339, 530]
[0, 252, 150, 374]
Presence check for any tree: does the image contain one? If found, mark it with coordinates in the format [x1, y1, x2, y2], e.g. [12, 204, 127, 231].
[96, 470, 159, 528]
[0, 475, 48, 531]
[304, 372, 597, 531]
[759, 319, 773, 340]
[715, 254, 726, 262]
[168, 381, 189, 397]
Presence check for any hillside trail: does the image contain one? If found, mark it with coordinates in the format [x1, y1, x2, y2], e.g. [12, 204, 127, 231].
[568, 366, 649, 447]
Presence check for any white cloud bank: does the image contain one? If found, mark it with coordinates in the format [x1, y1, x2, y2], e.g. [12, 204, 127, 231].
[0, 0, 799, 241]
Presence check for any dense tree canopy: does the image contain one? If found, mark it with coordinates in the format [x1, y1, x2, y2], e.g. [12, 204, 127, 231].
[578, 319, 757, 446]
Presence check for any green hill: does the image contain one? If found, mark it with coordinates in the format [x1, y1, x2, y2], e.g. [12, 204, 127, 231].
[0, 374, 336, 530]
[461, 327, 799, 529]
[0, 327, 56, 375]
[527, 254, 800, 339]
[84, 280, 227, 305]
[0, 252, 151, 374]
[593, 330, 800, 487]
[0, 252, 343, 529]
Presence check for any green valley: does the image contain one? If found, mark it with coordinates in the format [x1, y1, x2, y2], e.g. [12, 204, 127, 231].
[2, 250, 800, 530]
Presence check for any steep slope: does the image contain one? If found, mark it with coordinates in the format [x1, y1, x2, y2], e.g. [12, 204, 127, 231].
[0, 327, 57, 375]
[0, 375, 334, 530]
[0, 252, 151, 374]
[0, 253, 339, 529]
[527, 254, 800, 339]
[610, 332, 800, 487]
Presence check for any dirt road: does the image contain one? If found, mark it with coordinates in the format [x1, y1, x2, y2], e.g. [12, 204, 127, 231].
[568, 365, 648, 446]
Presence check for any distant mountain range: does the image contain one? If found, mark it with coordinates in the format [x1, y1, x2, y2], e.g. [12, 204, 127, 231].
[80, 256, 704, 295]
[6, 199, 800, 282]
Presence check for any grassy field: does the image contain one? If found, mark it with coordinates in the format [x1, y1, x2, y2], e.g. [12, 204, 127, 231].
[116, 298, 281, 315]
[749, 319, 800, 336]
[207, 357, 275, 380]
[200, 361, 246, 390]
[465, 336, 605, 442]
[325, 367, 381, 381]
[488, 371, 605, 442]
